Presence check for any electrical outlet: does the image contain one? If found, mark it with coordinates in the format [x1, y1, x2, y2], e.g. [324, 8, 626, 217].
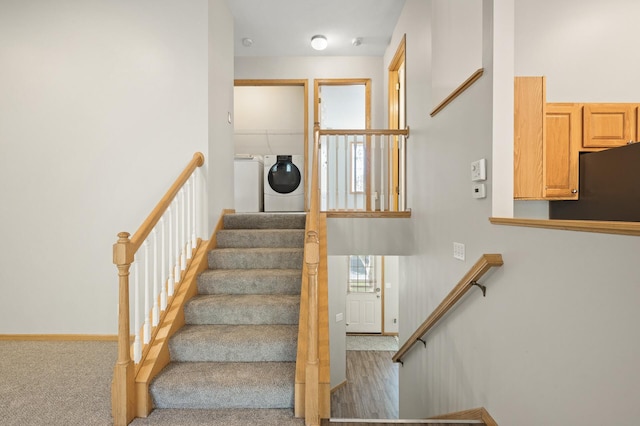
[453, 242, 465, 260]
[471, 159, 486, 181]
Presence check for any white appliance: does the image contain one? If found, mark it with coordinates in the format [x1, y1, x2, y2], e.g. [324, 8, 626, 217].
[234, 155, 263, 212]
[264, 154, 304, 212]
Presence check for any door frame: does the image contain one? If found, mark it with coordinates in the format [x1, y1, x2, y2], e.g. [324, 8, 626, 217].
[234, 79, 309, 210]
[388, 35, 406, 211]
[314, 78, 372, 209]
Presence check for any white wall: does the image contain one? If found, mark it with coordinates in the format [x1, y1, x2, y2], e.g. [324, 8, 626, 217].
[234, 86, 305, 156]
[327, 256, 348, 388]
[389, 0, 640, 425]
[0, 0, 232, 334]
[207, 0, 235, 226]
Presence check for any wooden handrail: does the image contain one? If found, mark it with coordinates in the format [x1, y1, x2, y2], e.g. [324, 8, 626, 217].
[392, 254, 503, 364]
[430, 68, 484, 117]
[317, 128, 409, 137]
[130, 152, 204, 251]
[112, 152, 205, 426]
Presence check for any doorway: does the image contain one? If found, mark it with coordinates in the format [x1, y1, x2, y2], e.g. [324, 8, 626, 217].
[314, 79, 371, 211]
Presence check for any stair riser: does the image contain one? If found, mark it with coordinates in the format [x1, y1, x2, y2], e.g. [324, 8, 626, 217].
[197, 271, 301, 295]
[169, 341, 297, 362]
[208, 250, 303, 270]
[184, 304, 299, 325]
[217, 230, 305, 248]
[150, 362, 296, 410]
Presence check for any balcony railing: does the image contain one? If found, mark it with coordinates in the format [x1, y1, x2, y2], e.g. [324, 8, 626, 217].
[316, 127, 409, 213]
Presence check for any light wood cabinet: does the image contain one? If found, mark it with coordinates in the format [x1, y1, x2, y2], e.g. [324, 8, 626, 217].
[582, 103, 637, 150]
[514, 77, 579, 200]
[544, 104, 581, 199]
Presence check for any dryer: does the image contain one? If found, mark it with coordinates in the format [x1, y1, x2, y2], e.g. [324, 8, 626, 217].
[264, 154, 305, 212]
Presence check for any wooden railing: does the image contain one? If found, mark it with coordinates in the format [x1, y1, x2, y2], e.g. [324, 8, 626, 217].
[316, 127, 409, 213]
[392, 254, 503, 365]
[111, 152, 205, 426]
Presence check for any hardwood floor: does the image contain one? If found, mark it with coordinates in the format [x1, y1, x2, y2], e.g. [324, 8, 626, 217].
[320, 350, 479, 426]
[330, 350, 399, 419]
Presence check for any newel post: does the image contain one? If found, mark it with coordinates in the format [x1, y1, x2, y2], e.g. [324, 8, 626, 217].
[112, 232, 136, 426]
[305, 230, 320, 426]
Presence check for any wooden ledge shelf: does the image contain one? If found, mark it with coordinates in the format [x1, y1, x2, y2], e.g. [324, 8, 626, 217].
[490, 217, 640, 237]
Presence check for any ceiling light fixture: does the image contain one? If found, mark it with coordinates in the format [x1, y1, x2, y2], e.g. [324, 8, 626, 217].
[241, 37, 253, 47]
[310, 35, 328, 51]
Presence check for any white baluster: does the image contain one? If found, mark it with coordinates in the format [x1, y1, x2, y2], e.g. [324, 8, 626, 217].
[151, 229, 159, 327]
[167, 206, 175, 296]
[191, 173, 197, 250]
[380, 135, 386, 211]
[132, 260, 141, 364]
[180, 189, 187, 271]
[371, 136, 376, 212]
[185, 180, 192, 261]
[174, 197, 181, 284]
[143, 240, 151, 345]
[160, 217, 167, 310]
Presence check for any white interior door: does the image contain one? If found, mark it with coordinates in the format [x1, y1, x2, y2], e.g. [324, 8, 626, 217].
[345, 255, 382, 333]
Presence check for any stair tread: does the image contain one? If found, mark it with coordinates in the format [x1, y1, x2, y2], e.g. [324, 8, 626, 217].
[135, 408, 304, 425]
[223, 213, 306, 230]
[150, 361, 296, 409]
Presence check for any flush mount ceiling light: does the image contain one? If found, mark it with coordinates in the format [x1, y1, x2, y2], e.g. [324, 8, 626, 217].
[241, 37, 253, 47]
[310, 35, 328, 51]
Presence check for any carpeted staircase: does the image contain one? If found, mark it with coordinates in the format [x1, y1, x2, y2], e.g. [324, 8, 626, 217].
[149, 212, 306, 419]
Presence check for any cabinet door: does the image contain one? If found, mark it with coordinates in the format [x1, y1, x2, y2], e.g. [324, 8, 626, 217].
[545, 104, 581, 199]
[583, 104, 636, 149]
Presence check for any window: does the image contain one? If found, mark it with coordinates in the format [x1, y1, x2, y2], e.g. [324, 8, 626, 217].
[350, 140, 365, 193]
[348, 255, 376, 293]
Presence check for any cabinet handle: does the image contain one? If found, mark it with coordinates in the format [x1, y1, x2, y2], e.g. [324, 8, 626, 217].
[571, 189, 578, 194]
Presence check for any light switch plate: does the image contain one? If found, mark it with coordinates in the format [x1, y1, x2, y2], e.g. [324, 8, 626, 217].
[453, 242, 465, 260]
[471, 158, 486, 181]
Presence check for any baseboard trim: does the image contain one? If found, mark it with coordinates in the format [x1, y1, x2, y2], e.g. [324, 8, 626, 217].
[331, 380, 347, 394]
[0, 334, 117, 341]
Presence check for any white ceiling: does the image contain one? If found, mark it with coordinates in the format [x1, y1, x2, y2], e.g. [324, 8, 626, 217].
[227, 0, 406, 57]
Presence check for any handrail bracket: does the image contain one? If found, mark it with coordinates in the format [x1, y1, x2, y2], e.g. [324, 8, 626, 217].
[417, 338, 426, 348]
[470, 280, 487, 297]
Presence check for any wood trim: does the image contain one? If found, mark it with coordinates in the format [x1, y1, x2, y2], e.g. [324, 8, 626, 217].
[129, 152, 204, 252]
[392, 254, 503, 364]
[324, 210, 411, 219]
[131, 209, 233, 417]
[318, 129, 409, 136]
[0, 334, 117, 341]
[489, 217, 640, 237]
[330, 380, 348, 394]
[430, 407, 498, 426]
[430, 68, 485, 117]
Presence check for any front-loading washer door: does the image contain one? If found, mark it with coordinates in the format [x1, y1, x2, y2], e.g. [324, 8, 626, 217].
[267, 155, 301, 194]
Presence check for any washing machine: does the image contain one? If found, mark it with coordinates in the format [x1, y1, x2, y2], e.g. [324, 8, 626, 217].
[234, 155, 263, 212]
[264, 154, 305, 212]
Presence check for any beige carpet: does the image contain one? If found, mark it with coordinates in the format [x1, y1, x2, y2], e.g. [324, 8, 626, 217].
[346, 335, 399, 351]
[0, 340, 303, 425]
